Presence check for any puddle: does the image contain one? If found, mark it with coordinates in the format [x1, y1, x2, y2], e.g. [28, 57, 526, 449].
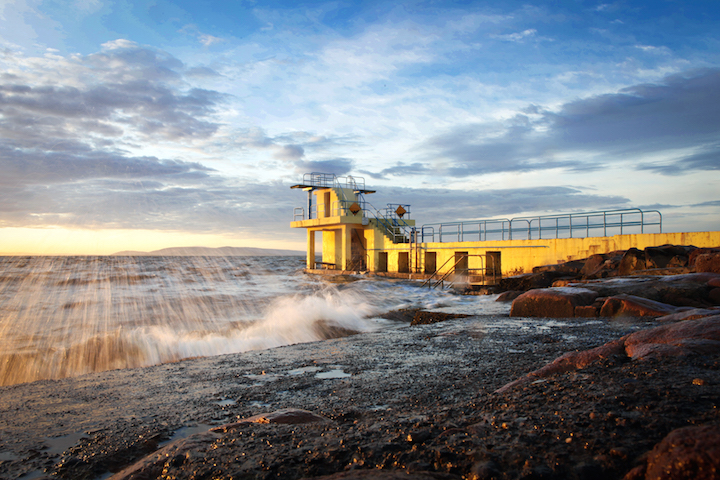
[0, 450, 18, 461]
[161, 424, 214, 446]
[249, 401, 272, 408]
[315, 369, 351, 379]
[368, 405, 390, 411]
[216, 399, 237, 407]
[287, 366, 322, 375]
[44, 431, 90, 456]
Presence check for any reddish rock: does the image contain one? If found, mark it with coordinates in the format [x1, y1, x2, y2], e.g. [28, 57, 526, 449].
[307, 471, 457, 480]
[709, 277, 720, 288]
[579, 254, 607, 277]
[618, 248, 646, 275]
[574, 305, 599, 317]
[710, 288, 720, 305]
[689, 248, 720, 267]
[510, 288, 598, 318]
[496, 290, 523, 302]
[624, 315, 720, 359]
[211, 409, 330, 432]
[599, 294, 678, 318]
[494, 338, 626, 393]
[656, 308, 720, 322]
[624, 423, 720, 480]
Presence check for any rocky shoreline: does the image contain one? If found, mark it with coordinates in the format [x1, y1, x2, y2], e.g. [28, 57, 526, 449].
[0, 245, 719, 480]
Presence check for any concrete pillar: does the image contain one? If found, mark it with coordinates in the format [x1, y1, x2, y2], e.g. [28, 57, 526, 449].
[341, 224, 352, 271]
[307, 230, 315, 269]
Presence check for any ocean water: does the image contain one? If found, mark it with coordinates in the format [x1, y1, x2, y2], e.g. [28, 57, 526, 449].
[0, 255, 508, 386]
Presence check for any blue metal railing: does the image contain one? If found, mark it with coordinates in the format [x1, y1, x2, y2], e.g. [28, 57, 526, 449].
[299, 172, 366, 191]
[420, 209, 662, 242]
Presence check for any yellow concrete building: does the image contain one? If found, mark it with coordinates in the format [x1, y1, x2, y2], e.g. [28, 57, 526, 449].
[291, 173, 720, 282]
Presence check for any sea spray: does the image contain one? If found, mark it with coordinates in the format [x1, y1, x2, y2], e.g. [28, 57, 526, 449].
[0, 256, 505, 386]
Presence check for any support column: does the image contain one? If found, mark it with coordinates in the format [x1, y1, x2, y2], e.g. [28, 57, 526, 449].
[341, 224, 352, 271]
[307, 230, 315, 269]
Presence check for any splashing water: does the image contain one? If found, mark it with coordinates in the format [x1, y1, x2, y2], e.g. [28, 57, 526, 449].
[0, 255, 495, 386]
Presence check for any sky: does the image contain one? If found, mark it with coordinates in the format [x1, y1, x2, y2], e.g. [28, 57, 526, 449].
[0, 0, 719, 254]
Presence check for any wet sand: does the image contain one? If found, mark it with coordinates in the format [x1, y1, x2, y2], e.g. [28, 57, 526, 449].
[0, 315, 718, 479]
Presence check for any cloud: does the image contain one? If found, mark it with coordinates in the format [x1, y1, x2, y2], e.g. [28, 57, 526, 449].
[370, 186, 630, 224]
[294, 158, 353, 175]
[420, 68, 720, 177]
[490, 29, 537, 42]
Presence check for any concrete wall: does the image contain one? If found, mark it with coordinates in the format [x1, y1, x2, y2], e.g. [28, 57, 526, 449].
[372, 231, 720, 276]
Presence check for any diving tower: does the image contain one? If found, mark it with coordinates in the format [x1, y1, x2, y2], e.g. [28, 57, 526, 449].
[290, 173, 720, 282]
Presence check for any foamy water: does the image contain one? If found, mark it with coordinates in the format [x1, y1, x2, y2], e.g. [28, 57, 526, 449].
[0, 255, 507, 386]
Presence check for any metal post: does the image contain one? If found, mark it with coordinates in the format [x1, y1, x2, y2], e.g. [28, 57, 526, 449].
[307, 190, 313, 220]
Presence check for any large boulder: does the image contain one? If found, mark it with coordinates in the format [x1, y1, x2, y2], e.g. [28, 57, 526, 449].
[618, 248, 646, 275]
[599, 294, 678, 318]
[623, 423, 720, 480]
[695, 252, 720, 273]
[510, 287, 598, 318]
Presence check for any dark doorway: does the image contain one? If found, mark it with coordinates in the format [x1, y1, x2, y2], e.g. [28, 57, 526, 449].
[398, 252, 410, 273]
[377, 252, 388, 272]
[424, 252, 437, 274]
[454, 251, 468, 275]
[487, 251, 501, 276]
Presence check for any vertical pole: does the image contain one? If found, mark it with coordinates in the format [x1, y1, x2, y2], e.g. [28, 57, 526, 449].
[342, 224, 351, 271]
[307, 190, 313, 220]
[307, 230, 315, 269]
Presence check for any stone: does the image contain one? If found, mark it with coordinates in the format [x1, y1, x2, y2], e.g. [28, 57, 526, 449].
[624, 423, 720, 480]
[574, 305, 599, 317]
[307, 471, 459, 480]
[510, 288, 598, 318]
[710, 288, 720, 305]
[709, 277, 720, 288]
[655, 308, 720, 322]
[494, 338, 626, 393]
[496, 290, 523, 302]
[623, 315, 720, 359]
[599, 294, 678, 318]
[689, 248, 720, 267]
[211, 409, 330, 432]
[533, 260, 585, 275]
[618, 248, 646, 275]
[410, 311, 471, 325]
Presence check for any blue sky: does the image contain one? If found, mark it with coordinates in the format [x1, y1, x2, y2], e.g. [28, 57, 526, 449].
[0, 0, 719, 253]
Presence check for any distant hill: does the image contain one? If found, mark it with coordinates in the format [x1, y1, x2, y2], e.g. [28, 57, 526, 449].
[111, 246, 304, 257]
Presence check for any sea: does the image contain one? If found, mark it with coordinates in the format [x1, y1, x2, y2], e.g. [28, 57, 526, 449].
[0, 255, 509, 387]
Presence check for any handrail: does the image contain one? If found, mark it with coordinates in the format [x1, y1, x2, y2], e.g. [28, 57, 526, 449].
[301, 172, 366, 191]
[421, 208, 662, 243]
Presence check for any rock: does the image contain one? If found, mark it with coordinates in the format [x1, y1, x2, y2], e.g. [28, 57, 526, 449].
[618, 248, 646, 275]
[510, 288, 598, 318]
[710, 277, 720, 288]
[496, 316, 720, 393]
[110, 432, 218, 480]
[495, 338, 626, 393]
[306, 471, 461, 480]
[599, 294, 678, 318]
[496, 290, 523, 302]
[580, 254, 609, 278]
[689, 248, 720, 267]
[623, 423, 720, 480]
[574, 305, 599, 317]
[498, 271, 566, 291]
[710, 288, 720, 305]
[533, 260, 585, 275]
[623, 315, 720, 359]
[211, 409, 330, 431]
[410, 311, 471, 325]
[696, 252, 720, 273]
[655, 308, 720, 322]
